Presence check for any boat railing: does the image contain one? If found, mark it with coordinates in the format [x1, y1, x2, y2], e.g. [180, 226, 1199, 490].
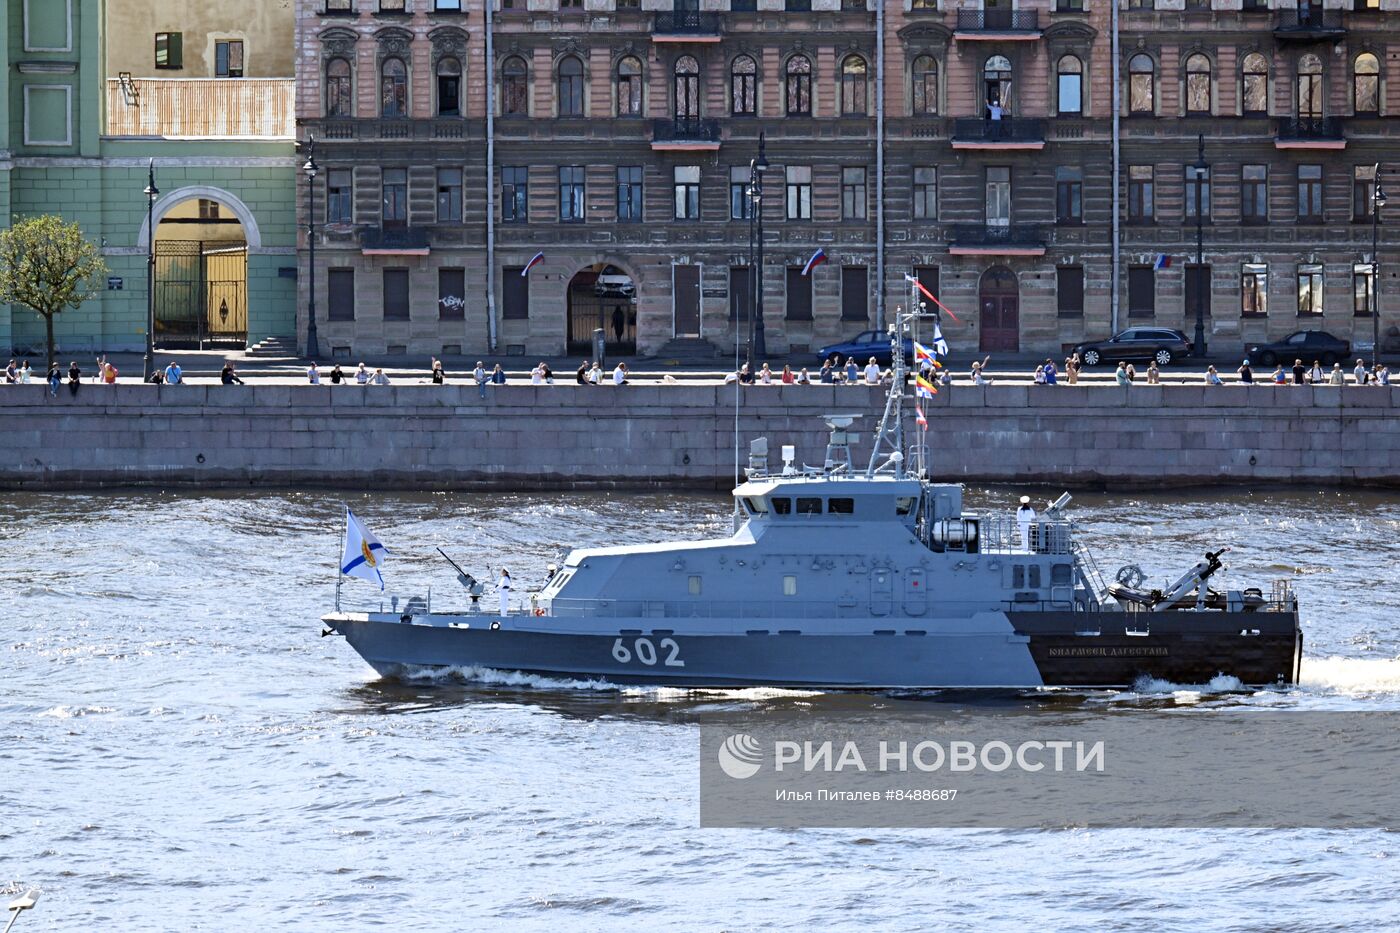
[977, 516, 1075, 556]
[542, 596, 1089, 620]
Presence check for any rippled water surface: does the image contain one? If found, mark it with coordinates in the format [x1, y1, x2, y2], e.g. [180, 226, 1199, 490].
[4, 488, 1400, 932]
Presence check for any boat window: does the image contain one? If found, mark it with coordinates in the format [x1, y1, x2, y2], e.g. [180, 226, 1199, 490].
[796, 497, 823, 515]
[688, 575, 702, 595]
[1012, 565, 1026, 588]
[550, 571, 573, 590]
[783, 575, 798, 596]
[895, 496, 916, 516]
[1029, 565, 1042, 588]
[771, 497, 792, 515]
[745, 496, 767, 514]
[1052, 564, 1072, 584]
[828, 497, 855, 515]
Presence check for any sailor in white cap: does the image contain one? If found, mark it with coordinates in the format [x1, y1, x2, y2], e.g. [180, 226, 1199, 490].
[497, 568, 512, 616]
[1016, 496, 1037, 551]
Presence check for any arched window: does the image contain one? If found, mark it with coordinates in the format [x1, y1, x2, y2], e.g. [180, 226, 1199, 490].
[558, 55, 584, 116]
[984, 55, 1012, 112]
[1354, 52, 1380, 116]
[1242, 52, 1269, 117]
[674, 55, 700, 120]
[785, 54, 811, 116]
[731, 55, 757, 116]
[841, 54, 868, 116]
[381, 57, 407, 117]
[617, 55, 643, 116]
[436, 57, 461, 116]
[326, 58, 352, 117]
[1057, 55, 1082, 115]
[911, 55, 938, 116]
[1128, 53, 1154, 114]
[1185, 54, 1211, 115]
[502, 56, 528, 115]
[1297, 53, 1323, 119]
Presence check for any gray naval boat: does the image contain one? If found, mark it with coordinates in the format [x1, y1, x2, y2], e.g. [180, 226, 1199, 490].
[322, 314, 1303, 690]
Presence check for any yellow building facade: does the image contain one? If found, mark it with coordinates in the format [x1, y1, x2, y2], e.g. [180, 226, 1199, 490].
[105, 0, 294, 79]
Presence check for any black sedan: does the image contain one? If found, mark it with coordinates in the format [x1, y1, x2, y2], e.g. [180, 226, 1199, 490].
[1073, 328, 1194, 367]
[1245, 330, 1351, 367]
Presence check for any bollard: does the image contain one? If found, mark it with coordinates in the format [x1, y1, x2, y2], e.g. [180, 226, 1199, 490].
[593, 328, 607, 370]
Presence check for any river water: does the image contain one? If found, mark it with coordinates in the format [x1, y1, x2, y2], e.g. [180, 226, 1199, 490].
[4, 488, 1400, 932]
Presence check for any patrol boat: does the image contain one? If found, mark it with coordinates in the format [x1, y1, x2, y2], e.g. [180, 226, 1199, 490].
[321, 313, 1303, 690]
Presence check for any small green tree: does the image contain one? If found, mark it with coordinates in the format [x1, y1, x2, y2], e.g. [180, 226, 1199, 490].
[0, 214, 108, 370]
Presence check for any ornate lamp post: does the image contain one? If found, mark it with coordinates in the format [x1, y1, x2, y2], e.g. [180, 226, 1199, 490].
[143, 160, 159, 382]
[1372, 162, 1386, 370]
[748, 133, 770, 366]
[303, 138, 320, 360]
[1192, 135, 1208, 359]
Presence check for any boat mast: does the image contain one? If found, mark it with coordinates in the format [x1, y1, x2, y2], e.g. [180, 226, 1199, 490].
[865, 306, 910, 479]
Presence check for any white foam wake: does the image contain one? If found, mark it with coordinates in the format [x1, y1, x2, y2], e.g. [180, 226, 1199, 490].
[1300, 656, 1400, 695]
[1131, 674, 1248, 695]
[396, 665, 825, 700]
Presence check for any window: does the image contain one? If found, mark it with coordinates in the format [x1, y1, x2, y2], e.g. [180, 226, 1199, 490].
[829, 498, 854, 515]
[558, 56, 584, 116]
[502, 56, 528, 115]
[1297, 264, 1324, 316]
[840, 55, 868, 116]
[437, 57, 461, 116]
[1057, 265, 1084, 317]
[912, 56, 938, 115]
[618, 165, 644, 222]
[198, 199, 221, 221]
[1298, 165, 1323, 222]
[1354, 52, 1380, 116]
[731, 167, 752, 220]
[439, 268, 465, 321]
[1242, 52, 1269, 117]
[381, 167, 407, 225]
[502, 166, 528, 223]
[381, 58, 407, 117]
[1128, 265, 1155, 318]
[503, 266, 529, 319]
[327, 169, 353, 224]
[559, 165, 585, 222]
[326, 59, 352, 116]
[913, 166, 937, 220]
[379, 0, 405, 10]
[328, 268, 355, 321]
[732, 0, 756, 9]
[435, 0, 463, 8]
[1354, 262, 1375, 316]
[786, 266, 813, 320]
[1185, 54, 1211, 115]
[383, 269, 410, 321]
[1185, 163, 1211, 221]
[729, 265, 752, 322]
[786, 0, 812, 10]
[914, 266, 939, 310]
[674, 55, 700, 120]
[1355, 164, 1377, 220]
[215, 40, 244, 78]
[437, 167, 462, 223]
[325, 0, 353, 10]
[1297, 53, 1323, 119]
[731, 55, 757, 116]
[688, 576, 703, 596]
[1058, 0, 1084, 10]
[1242, 164, 1268, 224]
[1055, 167, 1082, 224]
[1129, 54, 1154, 114]
[984, 55, 1012, 112]
[841, 266, 868, 322]
[985, 166, 1011, 227]
[842, 167, 867, 220]
[1242, 263, 1269, 316]
[673, 166, 699, 220]
[783, 575, 798, 596]
[617, 56, 643, 117]
[786, 166, 811, 220]
[786, 55, 812, 116]
[155, 32, 182, 70]
[1057, 55, 1083, 116]
[1128, 165, 1154, 223]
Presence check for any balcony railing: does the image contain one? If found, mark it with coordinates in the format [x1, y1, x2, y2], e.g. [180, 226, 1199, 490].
[302, 118, 472, 142]
[948, 224, 1048, 252]
[651, 117, 721, 145]
[359, 226, 431, 254]
[1274, 9, 1345, 36]
[951, 117, 1045, 145]
[955, 9, 1040, 31]
[652, 11, 721, 36]
[1275, 116, 1345, 141]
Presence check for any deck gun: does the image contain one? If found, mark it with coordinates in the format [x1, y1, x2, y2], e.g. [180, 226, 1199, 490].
[1152, 547, 1229, 612]
[436, 548, 486, 607]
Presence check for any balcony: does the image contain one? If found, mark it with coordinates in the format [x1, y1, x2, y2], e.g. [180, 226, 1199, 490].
[359, 226, 431, 256]
[1274, 116, 1346, 150]
[1273, 9, 1345, 40]
[954, 9, 1041, 39]
[951, 117, 1045, 150]
[304, 118, 474, 142]
[652, 11, 721, 42]
[948, 224, 1047, 256]
[651, 117, 721, 151]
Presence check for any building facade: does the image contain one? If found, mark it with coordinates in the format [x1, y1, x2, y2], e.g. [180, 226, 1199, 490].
[294, 0, 1400, 361]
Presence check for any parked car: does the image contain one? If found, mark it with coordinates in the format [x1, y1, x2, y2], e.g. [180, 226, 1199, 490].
[815, 331, 914, 366]
[1244, 330, 1351, 367]
[1073, 328, 1194, 367]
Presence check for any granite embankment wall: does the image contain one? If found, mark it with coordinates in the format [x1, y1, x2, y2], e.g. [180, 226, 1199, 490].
[2, 383, 1398, 490]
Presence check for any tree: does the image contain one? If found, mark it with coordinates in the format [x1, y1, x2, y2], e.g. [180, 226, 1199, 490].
[0, 214, 108, 370]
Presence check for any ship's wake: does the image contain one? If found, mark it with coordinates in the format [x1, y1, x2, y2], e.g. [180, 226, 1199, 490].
[1298, 655, 1400, 695]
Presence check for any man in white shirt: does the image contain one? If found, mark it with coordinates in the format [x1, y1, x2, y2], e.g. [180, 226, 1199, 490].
[307, 362, 321, 385]
[530, 363, 545, 386]
[864, 357, 881, 385]
[1016, 496, 1036, 550]
[497, 569, 512, 616]
[613, 362, 628, 385]
[1354, 359, 1370, 385]
[473, 361, 487, 398]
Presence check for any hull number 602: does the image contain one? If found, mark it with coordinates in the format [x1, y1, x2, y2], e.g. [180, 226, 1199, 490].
[612, 637, 684, 667]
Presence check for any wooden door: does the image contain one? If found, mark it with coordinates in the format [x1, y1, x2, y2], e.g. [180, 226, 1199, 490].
[978, 266, 1020, 353]
[673, 263, 701, 337]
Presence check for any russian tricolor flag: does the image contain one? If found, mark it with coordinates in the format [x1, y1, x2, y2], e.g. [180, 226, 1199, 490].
[802, 248, 827, 277]
[522, 251, 545, 276]
[1154, 254, 1172, 270]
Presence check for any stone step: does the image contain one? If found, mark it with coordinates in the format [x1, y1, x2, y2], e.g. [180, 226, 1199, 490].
[647, 338, 724, 364]
[244, 336, 300, 359]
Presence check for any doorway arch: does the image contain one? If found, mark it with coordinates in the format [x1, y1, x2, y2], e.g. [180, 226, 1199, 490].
[978, 266, 1019, 353]
[144, 188, 253, 348]
[567, 263, 637, 353]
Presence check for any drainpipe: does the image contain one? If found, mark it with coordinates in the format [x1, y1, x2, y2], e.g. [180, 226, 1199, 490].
[1110, 0, 1121, 333]
[485, 0, 498, 351]
[875, 0, 886, 332]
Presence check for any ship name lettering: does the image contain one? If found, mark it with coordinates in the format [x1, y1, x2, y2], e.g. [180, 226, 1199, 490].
[1045, 646, 1170, 658]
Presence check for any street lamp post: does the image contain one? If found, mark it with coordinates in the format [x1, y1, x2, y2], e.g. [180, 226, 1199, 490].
[143, 160, 159, 382]
[1372, 162, 1386, 371]
[1192, 135, 1208, 359]
[303, 138, 320, 360]
[749, 133, 770, 365]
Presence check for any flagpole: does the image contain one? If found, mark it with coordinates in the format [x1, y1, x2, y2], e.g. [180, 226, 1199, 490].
[335, 507, 345, 613]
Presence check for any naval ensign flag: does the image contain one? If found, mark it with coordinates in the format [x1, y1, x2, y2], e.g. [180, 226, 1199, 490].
[341, 508, 389, 591]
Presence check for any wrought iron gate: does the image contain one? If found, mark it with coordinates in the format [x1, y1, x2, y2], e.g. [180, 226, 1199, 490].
[154, 240, 248, 348]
